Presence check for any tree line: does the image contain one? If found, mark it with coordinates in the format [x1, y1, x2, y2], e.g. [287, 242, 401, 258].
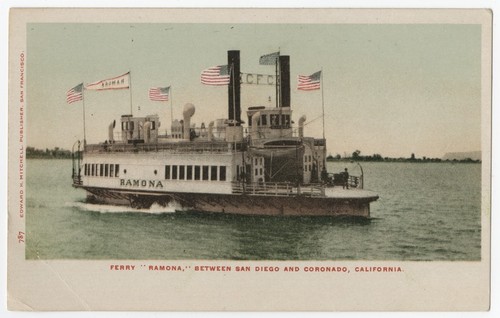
[326, 150, 481, 163]
[26, 147, 72, 159]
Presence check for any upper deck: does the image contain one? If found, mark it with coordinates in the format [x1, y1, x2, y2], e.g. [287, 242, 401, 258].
[84, 140, 247, 154]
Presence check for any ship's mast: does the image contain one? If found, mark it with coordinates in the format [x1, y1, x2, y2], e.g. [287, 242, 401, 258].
[278, 56, 282, 137]
[321, 68, 325, 140]
[170, 87, 173, 126]
[82, 87, 87, 146]
[275, 51, 280, 109]
[129, 70, 133, 115]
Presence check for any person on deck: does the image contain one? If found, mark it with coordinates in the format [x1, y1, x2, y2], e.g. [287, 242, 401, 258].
[343, 168, 349, 189]
[321, 167, 329, 184]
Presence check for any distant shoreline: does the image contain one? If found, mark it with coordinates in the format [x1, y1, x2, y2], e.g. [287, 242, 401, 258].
[326, 158, 481, 164]
[26, 146, 72, 159]
[326, 150, 481, 164]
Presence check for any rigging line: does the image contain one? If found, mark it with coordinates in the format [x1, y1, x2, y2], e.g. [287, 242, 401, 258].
[302, 115, 324, 128]
[253, 115, 324, 141]
[247, 114, 327, 141]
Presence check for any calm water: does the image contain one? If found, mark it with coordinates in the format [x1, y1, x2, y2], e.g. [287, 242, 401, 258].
[26, 159, 481, 260]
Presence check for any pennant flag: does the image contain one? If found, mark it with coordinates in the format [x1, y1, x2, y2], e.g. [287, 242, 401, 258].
[201, 65, 230, 86]
[86, 72, 130, 91]
[66, 83, 84, 104]
[298, 71, 321, 91]
[149, 86, 170, 102]
[259, 51, 279, 65]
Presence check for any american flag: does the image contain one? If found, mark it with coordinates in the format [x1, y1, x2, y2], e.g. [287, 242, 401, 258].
[259, 51, 279, 65]
[66, 83, 84, 104]
[297, 71, 321, 91]
[200, 65, 230, 86]
[149, 86, 170, 102]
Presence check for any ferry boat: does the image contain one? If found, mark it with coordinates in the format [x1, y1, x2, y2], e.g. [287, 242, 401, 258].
[71, 50, 379, 217]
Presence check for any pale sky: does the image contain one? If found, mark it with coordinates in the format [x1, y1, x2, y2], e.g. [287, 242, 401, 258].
[26, 23, 481, 158]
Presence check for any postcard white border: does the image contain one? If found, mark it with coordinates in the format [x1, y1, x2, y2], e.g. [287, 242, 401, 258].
[3, 2, 497, 315]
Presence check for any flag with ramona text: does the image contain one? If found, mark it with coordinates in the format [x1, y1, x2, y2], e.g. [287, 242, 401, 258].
[149, 86, 170, 102]
[297, 71, 321, 91]
[86, 72, 130, 91]
[66, 83, 84, 104]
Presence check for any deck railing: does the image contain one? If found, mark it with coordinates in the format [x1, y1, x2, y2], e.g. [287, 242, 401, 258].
[72, 175, 82, 186]
[84, 141, 246, 154]
[71, 140, 82, 186]
[231, 182, 325, 197]
[327, 173, 360, 189]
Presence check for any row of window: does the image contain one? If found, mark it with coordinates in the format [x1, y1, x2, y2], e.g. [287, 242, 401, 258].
[84, 163, 120, 178]
[83, 163, 229, 181]
[247, 114, 291, 129]
[255, 168, 263, 176]
[254, 157, 264, 166]
[84, 163, 314, 179]
[165, 165, 226, 181]
[121, 121, 156, 131]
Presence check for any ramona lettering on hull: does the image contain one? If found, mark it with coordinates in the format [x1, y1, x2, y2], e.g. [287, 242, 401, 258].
[120, 179, 164, 189]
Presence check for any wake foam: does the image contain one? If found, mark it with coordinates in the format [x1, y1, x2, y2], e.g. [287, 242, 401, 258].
[66, 201, 186, 214]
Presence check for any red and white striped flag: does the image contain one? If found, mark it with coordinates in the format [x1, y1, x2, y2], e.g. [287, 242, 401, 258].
[66, 83, 84, 104]
[297, 71, 321, 91]
[149, 86, 170, 102]
[86, 72, 130, 91]
[201, 65, 230, 86]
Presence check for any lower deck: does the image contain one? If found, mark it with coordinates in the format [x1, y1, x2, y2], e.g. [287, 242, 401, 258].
[77, 184, 379, 217]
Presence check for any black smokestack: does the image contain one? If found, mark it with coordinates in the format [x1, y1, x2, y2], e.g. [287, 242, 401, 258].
[279, 55, 290, 108]
[228, 50, 241, 126]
